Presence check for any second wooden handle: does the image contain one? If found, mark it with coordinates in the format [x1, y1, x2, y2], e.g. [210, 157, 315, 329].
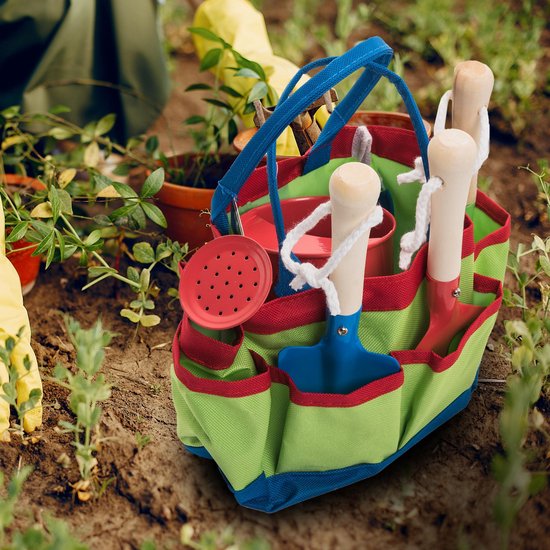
[427, 129, 478, 283]
[452, 61, 494, 204]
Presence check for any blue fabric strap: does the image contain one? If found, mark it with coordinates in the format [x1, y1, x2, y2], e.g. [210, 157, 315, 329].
[211, 36, 394, 235]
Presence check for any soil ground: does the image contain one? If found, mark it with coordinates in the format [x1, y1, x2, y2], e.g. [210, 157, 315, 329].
[2, 5, 550, 550]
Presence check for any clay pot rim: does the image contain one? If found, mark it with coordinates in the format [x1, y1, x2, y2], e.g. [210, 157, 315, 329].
[1, 173, 46, 191]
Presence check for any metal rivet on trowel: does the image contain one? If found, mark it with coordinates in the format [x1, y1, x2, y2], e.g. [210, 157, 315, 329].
[337, 326, 348, 336]
[452, 288, 461, 298]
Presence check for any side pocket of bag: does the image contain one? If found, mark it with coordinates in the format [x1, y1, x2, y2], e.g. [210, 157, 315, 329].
[171, 318, 274, 491]
[393, 274, 503, 448]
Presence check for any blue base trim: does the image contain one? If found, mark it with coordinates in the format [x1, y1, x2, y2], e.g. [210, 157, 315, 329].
[184, 372, 479, 513]
[184, 444, 213, 459]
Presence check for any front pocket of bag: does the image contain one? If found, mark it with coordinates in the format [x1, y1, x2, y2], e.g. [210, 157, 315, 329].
[273, 367, 405, 474]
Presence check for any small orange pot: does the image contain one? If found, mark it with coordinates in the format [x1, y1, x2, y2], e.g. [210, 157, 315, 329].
[155, 154, 236, 251]
[350, 111, 432, 136]
[2, 174, 46, 295]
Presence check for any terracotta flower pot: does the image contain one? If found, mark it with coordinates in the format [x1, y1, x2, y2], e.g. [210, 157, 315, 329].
[154, 154, 237, 251]
[2, 174, 46, 295]
[350, 111, 432, 136]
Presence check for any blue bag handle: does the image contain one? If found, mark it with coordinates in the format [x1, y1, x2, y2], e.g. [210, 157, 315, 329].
[212, 37, 429, 237]
[212, 36, 393, 233]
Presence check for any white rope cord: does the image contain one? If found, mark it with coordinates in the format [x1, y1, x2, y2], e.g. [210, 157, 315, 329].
[351, 126, 373, 165]
[398, 176, 442, 270]
[280, 202, 384, 316]
[395, 90, 490, 270]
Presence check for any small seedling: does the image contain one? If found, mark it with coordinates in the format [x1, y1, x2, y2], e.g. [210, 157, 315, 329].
[0, 465, 88, 549]
[135, 432, 152, 451]
[180, 524, 271, 550]
[493, 163, 550, 547]
[53, 316, 114, 501]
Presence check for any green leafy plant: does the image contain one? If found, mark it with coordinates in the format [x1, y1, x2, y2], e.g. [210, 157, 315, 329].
[0, 466, 88, 550]
[493, 163, 550, 546]
[53, 317, 114, 501]
[148, 27, 278, 188]
[374, 0, 545, 135]
[0, 329, 41, 441]
[180, 524, 271, 550]
[135, 432, 152, 451]
[1, 107, 190, 327]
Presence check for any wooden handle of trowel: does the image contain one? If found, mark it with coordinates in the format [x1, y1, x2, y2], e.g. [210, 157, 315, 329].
[452, 61, 494, 204]
[329, 162, 380, 316]
[427, 129, 478, 283]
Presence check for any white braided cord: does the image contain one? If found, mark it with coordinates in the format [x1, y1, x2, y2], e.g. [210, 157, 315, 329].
[280, 202, 384, 316]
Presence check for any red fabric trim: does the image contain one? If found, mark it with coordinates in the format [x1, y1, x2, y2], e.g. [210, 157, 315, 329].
[369, 126, 420, 168]
[265, 356, 404, 408]
[391, 274, 502, 372]
[173, 323, 272, 397]
[473, 191, 511, 259]
[178, 315, 244, 371]
[173, 332, 404, 406]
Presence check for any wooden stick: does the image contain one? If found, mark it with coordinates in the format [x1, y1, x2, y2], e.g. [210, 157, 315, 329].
[329, 163, 380, 315]
[452, 61, 494, 204]
[427, 129, 477, 282]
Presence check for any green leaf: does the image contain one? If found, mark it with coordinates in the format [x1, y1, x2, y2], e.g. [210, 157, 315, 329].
[48, 127, 74, 140]
[140, 268, 151, 289]
[6, 221, 29, 243]
[247, 81, 269, 103]
[58, 168, 77, 188]
[220, 85, 243, 98]
[127, 266, 140, 284]
[49, 104, 71, 115]
[234, 68, 261, 80]
[34, 230, 54, 256]
[183, 115, 206, 125]
[95, 113, 116, 136]
[203, 98, 232, 110]
[48, 187, 61, 222]
[140, 168, 165, 198]
[145, 135, 159, 155]
[539, 255, 550, 277]
[133, 242, 155, 264]
[84, 229, 103, 247]
[57, 188, 73, 215]
[84, 141, 100, 167]
[110, 204, 137, 222]
[88, 266, 117, 278]
[111, 181, 138, 199]
[199, 48, 222, 71]
[140, 314, 161, 327]
[120, 309, 141, 323]
[185, 83, 213, 92]
[113, 163, 131, 176]
[141, 201, 167, 228]
[233, 52, 266, 80]
[188, 27, 226, 44]
[1, 105, 20, 119]
[227, 118, 238, 145]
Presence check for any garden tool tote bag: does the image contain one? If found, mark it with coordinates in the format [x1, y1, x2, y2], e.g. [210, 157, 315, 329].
[170, 37, 510, 513]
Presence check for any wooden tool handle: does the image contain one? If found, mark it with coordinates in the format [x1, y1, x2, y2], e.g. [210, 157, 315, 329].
[427, 129, 478, 283]
[329, 162, 380, 315]
[452, 61, 494, 204]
